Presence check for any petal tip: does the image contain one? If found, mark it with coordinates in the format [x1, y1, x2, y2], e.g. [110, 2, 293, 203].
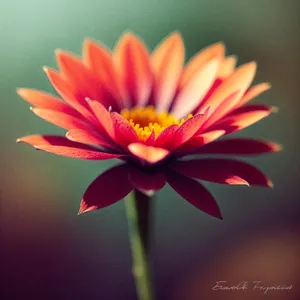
[42, 66, 49, 73]
[267, 180, 274, 188]
[78, 202, 98, 215]
[271, 106, 279, 113]
[16, 87, 26, 97]
[217, 213, 223, 220]
[271, 142, 283, 152]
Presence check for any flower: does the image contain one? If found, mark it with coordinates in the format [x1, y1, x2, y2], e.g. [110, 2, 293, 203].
[17, 32, 280, 219]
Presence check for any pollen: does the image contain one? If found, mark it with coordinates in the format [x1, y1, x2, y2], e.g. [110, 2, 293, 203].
[121, 106, 192, 141]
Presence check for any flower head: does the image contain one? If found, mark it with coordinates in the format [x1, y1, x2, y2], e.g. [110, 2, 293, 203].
[17, 32, 280, 219]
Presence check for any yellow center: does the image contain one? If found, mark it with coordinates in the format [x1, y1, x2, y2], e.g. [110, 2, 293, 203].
[121, 106, 193, 141]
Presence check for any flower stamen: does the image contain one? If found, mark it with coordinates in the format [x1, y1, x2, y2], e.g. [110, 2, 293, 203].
[121, 106, 192, 141]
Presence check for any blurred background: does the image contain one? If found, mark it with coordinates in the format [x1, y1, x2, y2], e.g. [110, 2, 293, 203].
[1, 0, 300, 299]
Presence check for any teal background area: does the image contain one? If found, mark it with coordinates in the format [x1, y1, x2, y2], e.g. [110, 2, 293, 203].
[1, 1, 300, 299]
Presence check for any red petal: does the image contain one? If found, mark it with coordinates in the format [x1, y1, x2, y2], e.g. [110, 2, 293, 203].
[128, 167, 166, 191]
[111, 112, 138, 147]
[31, 108, 92, 131]
[212, 104, 274, 134]
[83, 38, 121, 104]
[194, 138, 282, 156]
[79, 164, 133, 214]
[145, 131, 156, 145]
[56, 50, 102, 101]
[86, 99, 114, 137]
[166, 169, 222, 219]
[202, 91, 240, 130]
[170, 160, 249, 186]
[155, 124, 179, 148]
[151, 32, 185, 111]
[174, 130, 225, 155]
[128, 143, 170, 164]
[170, 158, 272, 187]
[171, 113, 206, 149]
[17, 88, 80, 117]
[171, 59, 219, 119]
[66, 129, 116, 150]
[17, 135, 121, 160]
[114, 33, 152, 107]
[44, 67, 98, 124]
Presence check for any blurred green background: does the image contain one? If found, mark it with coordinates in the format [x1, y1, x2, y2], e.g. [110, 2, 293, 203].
[1, 0, 300, 299]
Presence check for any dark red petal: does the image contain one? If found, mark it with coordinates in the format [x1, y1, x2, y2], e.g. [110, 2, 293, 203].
[79, 164, 133, 213]
[166, 170, 222, 219]
[171, 113, 206, 149]
[128, 167, 166, 191]
[170, 160, 249, 186]
[111, 112, 138, 147]
[170, 158, 272, 187]
[193, 138, 282, 156]
[17, 88, 80, 117]
[17, 135, 121, 160]
[31, 108, 92, 131]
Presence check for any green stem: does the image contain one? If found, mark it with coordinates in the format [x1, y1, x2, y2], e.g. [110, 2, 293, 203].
[125, 189, 154, 300]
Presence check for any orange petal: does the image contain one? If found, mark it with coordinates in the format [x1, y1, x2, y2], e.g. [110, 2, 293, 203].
[179, 42, 225, 88]
[237, 82, 271, 107]
[55, 50, 102, 101]
[202, 91, 240, 129]
[217, 55, 237, 78]
[31, 107, 92, 131]
[17, 88, 80, 117]
[128, 143, 170, 164]
[171, 59, 220, 119]
[86, 99, 114, 138]
[83, 38, 122, 106]
[151, 32, 185, 111]
[199, 62, 257, 117]
[44, 67, 98, 124]
[212, 104, 274, 133]
[114, 32, 152, 108]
